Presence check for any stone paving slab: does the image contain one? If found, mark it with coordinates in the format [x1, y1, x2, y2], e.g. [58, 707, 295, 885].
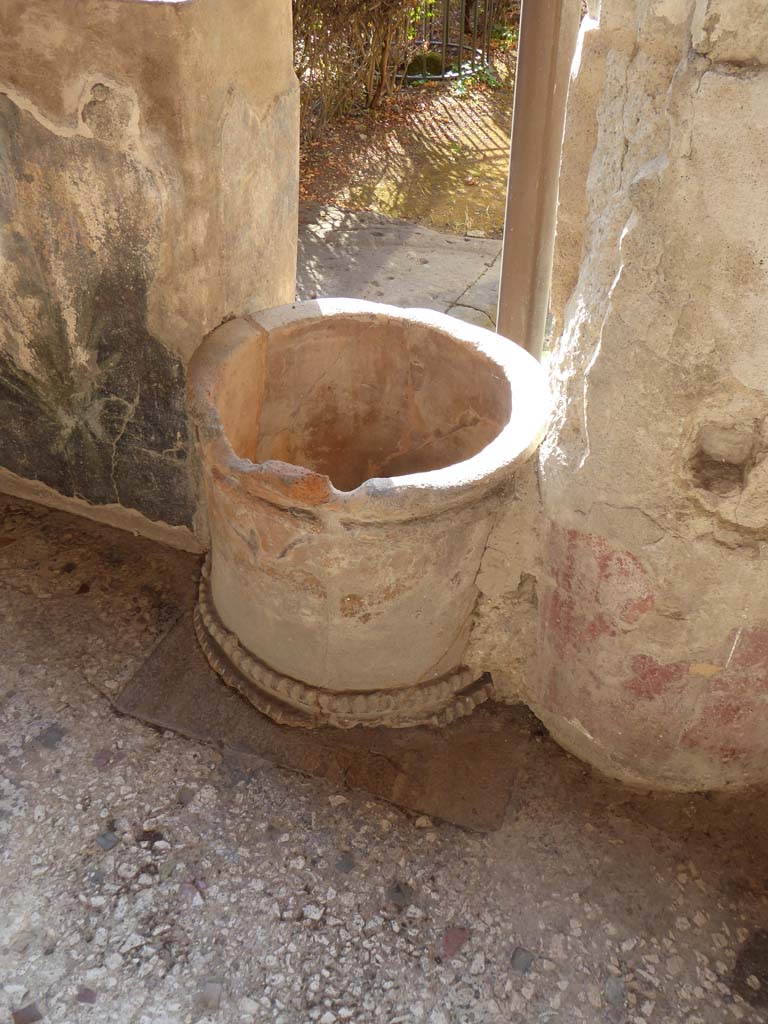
[116, 612, 528, 832]
[297, 204, 502, 329]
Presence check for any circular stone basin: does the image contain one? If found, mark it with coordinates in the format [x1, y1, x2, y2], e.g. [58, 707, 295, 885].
[187, 299, 550, 728]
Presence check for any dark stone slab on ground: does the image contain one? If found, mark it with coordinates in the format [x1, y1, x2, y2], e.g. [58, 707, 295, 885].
[116, 612, 535, 831]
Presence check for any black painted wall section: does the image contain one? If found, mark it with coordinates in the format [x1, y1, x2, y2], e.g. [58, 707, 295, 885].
[0, 90, 195, 528]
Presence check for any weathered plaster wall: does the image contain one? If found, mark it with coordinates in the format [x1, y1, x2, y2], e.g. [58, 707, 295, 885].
[0, 0, 299, 545]
[524, 0, 768, 789]
[466, 462, 543, 698]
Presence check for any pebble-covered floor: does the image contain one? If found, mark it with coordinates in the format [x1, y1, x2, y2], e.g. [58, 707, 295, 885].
[1, 494, 767, 1024]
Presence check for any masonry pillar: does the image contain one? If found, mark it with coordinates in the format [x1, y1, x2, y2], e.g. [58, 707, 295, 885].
[0, 0, 299, 548]
[531, 0, 768, 789]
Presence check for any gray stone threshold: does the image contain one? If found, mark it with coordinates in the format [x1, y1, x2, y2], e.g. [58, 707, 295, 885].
[297, 204, 502, 329]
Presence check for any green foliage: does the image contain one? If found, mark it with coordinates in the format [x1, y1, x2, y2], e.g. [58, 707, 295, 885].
[405, 49, 445, 78]
[491, 22, 518, 47]
[451, 61, 502, 97]
[409, 0, 439, 26]
[475, 63, 502, 88]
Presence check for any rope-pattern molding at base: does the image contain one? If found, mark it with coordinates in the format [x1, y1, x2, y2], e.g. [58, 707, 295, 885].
[195, 555, 494, 729]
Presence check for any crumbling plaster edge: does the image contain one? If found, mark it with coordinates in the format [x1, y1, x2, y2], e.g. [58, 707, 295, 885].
[0, 466, 203, 553]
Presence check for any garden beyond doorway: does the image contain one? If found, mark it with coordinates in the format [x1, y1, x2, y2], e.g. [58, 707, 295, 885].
[298, 3, 519, 238]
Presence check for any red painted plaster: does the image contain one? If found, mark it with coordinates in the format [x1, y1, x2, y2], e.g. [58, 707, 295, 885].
[541, 527, 654, 661]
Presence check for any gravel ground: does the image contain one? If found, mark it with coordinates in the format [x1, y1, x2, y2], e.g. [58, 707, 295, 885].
[1, 495, 768, 1024]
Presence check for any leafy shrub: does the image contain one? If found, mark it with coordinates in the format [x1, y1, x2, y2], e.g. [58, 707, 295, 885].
[293, 0, 424, 139]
